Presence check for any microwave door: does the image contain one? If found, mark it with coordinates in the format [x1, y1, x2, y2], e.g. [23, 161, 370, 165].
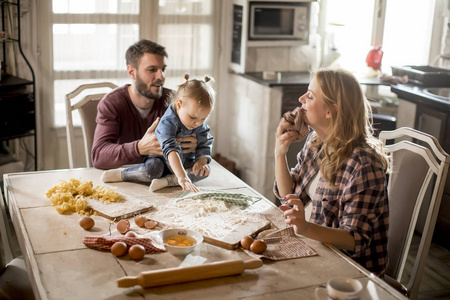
[250, 6, 295, 39]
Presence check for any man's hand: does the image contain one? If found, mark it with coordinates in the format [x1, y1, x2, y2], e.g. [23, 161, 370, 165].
[137, 118, 163, 156]
[178, 134, 197, 154]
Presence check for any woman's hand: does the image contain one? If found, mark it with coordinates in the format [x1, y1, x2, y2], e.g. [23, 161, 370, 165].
[178, 176, 199, 193]
[275, 118, 300, 157]
[281, 194, 308, 235]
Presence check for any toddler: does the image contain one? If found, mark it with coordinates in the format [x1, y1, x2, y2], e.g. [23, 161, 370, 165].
[102, 74, 215, 192]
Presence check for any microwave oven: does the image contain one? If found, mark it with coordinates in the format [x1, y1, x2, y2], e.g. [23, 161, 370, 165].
[248, 1, 310, 42]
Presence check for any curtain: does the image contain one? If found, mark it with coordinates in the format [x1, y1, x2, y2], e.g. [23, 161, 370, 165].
[37, 0, 219, 169]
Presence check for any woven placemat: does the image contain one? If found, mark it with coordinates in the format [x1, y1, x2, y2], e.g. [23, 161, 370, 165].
[243, 227, 317, 261]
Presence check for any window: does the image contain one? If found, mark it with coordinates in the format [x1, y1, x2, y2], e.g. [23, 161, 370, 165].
[381, 0, 435, 72]
[50, 0, 216, 126]
[323, 0, 375, 73]
[323, 0, 436, 74]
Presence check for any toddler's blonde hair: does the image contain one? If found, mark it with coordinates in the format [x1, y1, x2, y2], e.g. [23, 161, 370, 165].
[172, 74, 216, 110]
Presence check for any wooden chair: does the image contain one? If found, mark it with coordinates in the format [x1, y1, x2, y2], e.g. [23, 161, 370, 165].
[0, 190, 34, 299]
[65, 82, 117, 168]
[379, 127, 450, 299]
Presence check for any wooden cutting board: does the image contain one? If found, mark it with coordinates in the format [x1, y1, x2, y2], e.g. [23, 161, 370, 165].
[203, 221, 271, 250]
[86, 196, 153, 220]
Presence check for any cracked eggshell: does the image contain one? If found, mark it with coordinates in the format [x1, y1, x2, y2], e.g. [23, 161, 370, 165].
[144, 220, 157, 229]
[117, 219, 130, 234]
[134, 215, 147, 227]
[125, 231, 138, 237]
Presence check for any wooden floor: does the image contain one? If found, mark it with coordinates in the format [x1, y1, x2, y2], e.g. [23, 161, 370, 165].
[401, 234, 450, 299]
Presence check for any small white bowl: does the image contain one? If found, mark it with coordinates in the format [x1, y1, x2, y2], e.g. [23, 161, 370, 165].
[157, 228, 203, 255]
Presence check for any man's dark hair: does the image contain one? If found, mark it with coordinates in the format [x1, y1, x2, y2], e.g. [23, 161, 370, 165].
[125, 39, 168, 68]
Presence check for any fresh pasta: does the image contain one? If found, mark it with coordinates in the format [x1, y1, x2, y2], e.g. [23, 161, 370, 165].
[46, 178, 122, 215]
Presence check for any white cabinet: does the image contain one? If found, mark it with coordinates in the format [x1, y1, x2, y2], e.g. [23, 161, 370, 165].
[396, 98, 417, 130]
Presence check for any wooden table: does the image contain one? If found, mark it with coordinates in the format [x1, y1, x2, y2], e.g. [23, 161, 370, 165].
[2, 161, 407, 300]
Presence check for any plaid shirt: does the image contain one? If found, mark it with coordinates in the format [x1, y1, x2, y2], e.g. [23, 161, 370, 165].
[274, 134, 389, 275]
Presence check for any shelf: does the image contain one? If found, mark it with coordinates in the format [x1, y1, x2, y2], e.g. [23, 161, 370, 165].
[0, 74, 33, 88]
[0, 0, 36, 170]
[0, 1, 18, 6]
[0, 130, 35, 141]
[0, 38, 19, 43]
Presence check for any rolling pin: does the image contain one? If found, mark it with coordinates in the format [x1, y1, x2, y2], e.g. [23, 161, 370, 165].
[117, 259, 263, 288]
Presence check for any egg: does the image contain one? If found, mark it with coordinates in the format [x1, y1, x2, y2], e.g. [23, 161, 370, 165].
[134, 215, 147, 227]
[117, 219, 130, 234]
[79, 216, 95, 230]
[240, 235, 254, 250]
[144, 220, 157, 229]
[128, 244, 146, 260]
[250, 240, 267, 254]
[111, 242, 128, 257]
[125, 231, 138, 238]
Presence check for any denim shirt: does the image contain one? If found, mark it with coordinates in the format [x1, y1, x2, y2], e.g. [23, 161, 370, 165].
[155, 106, 214, 163]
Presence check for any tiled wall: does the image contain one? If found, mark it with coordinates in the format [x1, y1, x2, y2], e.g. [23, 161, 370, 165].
[225, 74, 283, 201]
[245, 45, 312, 72]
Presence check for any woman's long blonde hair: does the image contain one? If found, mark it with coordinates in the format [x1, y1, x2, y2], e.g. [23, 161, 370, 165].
[309, 68, 389, 188]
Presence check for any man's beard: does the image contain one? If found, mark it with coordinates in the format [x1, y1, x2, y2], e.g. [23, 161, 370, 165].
[135, 73, 163, 100]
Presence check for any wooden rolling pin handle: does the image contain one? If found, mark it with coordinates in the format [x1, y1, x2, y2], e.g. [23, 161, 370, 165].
[117, 259, 262, 288]
[244, 259, 263, 269]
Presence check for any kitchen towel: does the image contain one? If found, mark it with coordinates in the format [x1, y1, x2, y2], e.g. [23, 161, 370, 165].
[83, 235, 166, 253]
[242, 226, 317, 261]
[282, 107, 309, 142]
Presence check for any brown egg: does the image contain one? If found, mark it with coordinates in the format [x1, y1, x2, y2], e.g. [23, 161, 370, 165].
[144, 220, 157, 229]
[111, 242, 128, 257]
[125, 231, 138, 238]
[79, 216, 95, 230]
[240, 235, 254, 250]
[134, 215, 147, 227]
[117, 219, 130, 234]
[128, 244, 146, 260]
[250, 240, 267, 254]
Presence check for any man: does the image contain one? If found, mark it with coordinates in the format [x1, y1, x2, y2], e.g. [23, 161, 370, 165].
[92, 39, 196, 170]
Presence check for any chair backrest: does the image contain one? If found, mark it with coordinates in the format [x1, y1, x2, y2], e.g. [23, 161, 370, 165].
[65, 82, 117, 168]
[379, 127, 449, 299]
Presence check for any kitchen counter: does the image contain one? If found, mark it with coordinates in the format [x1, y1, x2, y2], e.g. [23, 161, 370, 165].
[240, 71, 388, 87]
[391, 84, 450, 113]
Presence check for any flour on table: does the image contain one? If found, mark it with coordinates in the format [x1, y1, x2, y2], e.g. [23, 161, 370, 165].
[147, 198, 268, 238]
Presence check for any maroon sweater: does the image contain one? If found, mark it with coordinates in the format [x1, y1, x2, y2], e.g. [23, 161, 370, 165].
[91, 85, 172, 169]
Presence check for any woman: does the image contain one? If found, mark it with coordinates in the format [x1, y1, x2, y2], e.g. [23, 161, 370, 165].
[274, 68, 389, 275]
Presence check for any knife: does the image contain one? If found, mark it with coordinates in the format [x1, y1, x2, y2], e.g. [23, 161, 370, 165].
[117, 259, 263, 288]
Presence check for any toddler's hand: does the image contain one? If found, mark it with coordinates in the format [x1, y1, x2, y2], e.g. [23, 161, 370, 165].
[178, 176, 199, 193]
[193, 161, 210, 177]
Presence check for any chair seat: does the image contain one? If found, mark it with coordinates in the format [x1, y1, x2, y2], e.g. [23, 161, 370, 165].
[0, 256, 35, 300]
[383, 274, 408, 297]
